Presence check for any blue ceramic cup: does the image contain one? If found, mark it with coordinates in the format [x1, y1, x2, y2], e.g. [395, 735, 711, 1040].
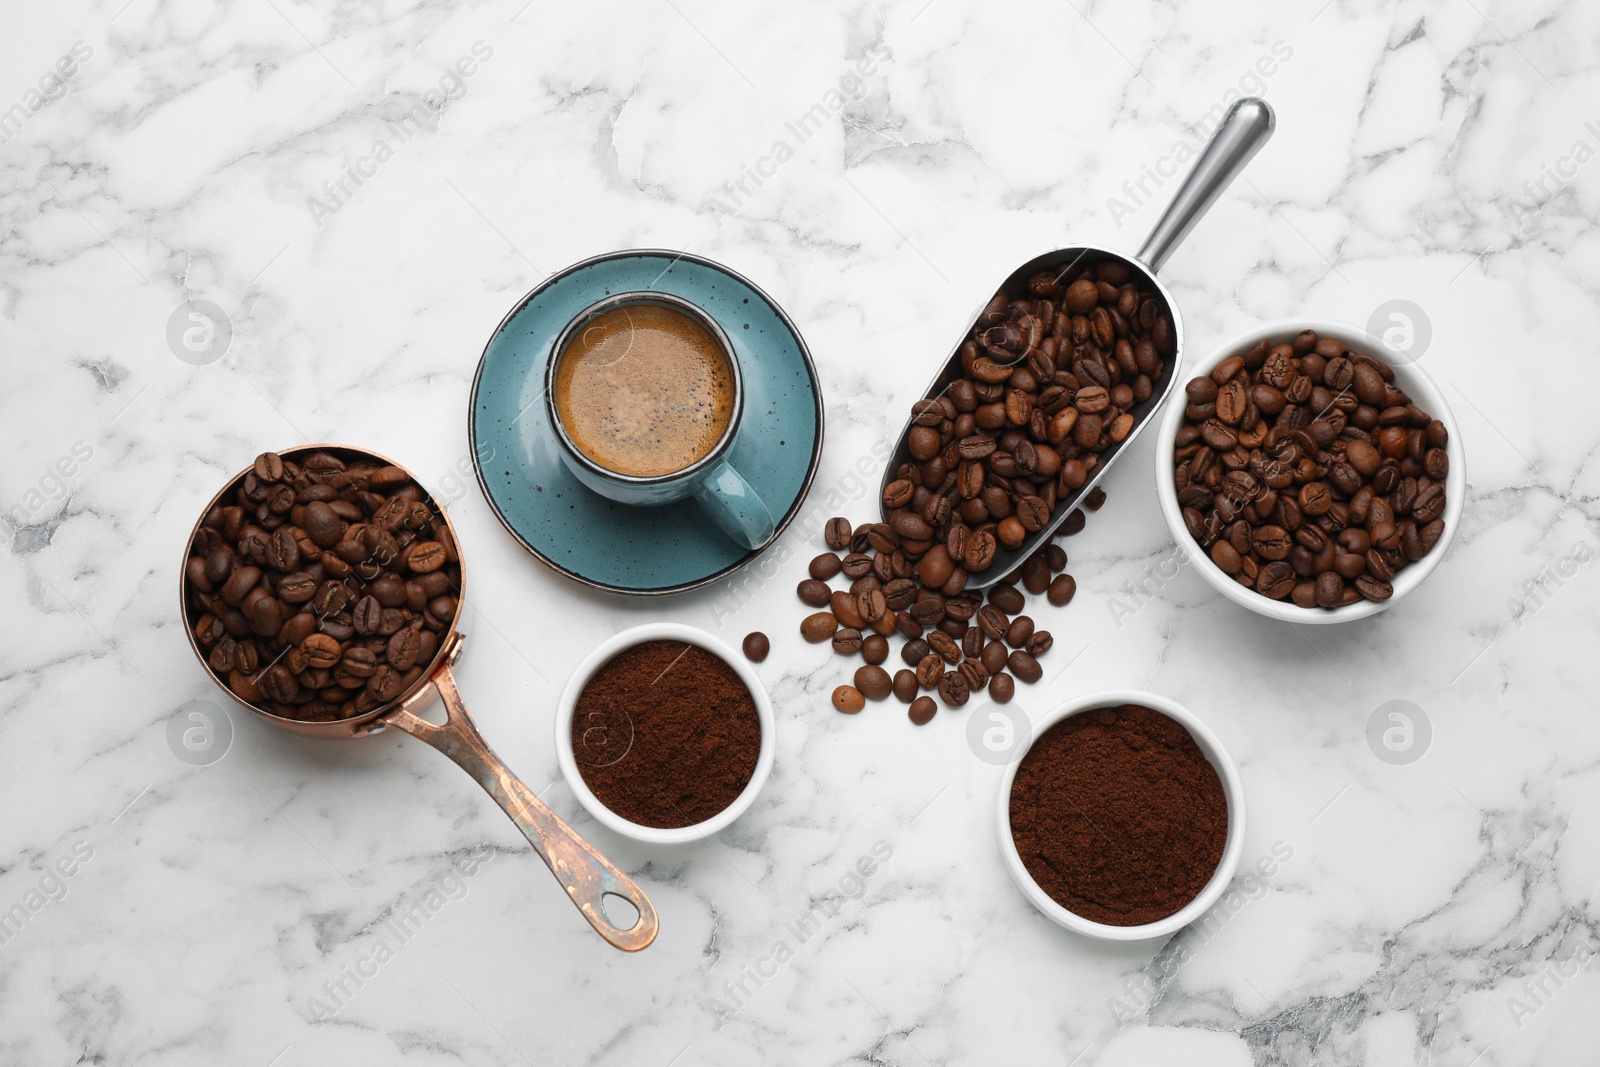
[544, 291, 776, 550]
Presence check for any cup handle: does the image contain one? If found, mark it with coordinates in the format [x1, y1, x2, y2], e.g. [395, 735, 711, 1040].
[382, 634, 659, 952]
[693, 458, 776, 549]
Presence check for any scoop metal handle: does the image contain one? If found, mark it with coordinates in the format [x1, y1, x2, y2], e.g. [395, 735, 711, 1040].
[1137, 97, 1275, 272]
[384, 634, 659, 952]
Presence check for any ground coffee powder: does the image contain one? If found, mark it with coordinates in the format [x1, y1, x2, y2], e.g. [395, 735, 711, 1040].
[573, 640, 761, 829]
[1008, 704, 1227, 926]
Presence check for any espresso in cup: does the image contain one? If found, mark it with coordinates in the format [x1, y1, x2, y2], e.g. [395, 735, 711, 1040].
[544, 289, 775, 550]
[552, 303, 736, 478]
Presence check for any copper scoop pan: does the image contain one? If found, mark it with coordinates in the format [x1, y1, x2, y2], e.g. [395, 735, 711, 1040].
[181, 444, 657, 951]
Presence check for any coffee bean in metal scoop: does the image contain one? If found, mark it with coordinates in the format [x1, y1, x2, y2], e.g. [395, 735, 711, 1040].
[854, 665, 893, 701]
[832, 686, 865, 714]
[743, 632, 770, 662]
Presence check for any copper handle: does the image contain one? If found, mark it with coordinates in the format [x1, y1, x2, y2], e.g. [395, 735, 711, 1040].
[383, 638, 659, 952]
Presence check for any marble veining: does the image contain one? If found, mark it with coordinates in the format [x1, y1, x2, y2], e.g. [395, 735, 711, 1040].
[2, 0, 1597, 1064]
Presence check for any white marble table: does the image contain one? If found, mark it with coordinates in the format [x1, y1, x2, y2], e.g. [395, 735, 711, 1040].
[3, 1, 1596, 1064]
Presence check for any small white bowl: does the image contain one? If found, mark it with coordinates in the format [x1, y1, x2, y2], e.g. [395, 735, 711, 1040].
[997, 689, 1246, 941]
[554, 623, 774, 845]
[1154, 318, 1466, 624]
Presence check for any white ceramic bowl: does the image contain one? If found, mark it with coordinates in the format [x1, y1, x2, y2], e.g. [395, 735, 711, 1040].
[1154, 318, 1466, 624]
[997, 689, 1246, 941]
[555, 623, 774, 844]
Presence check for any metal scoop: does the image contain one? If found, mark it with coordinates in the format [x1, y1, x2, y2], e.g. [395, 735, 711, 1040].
[880, 98, 1275, 589]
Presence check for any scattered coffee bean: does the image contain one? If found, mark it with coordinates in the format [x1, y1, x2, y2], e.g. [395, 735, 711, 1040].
[908, 696, 937, 725]
[938, 671, 970, 707]
[832, 685, 865, 714]
[989, 672, 1015, 703]
[792, 264, 1162, 722]
[809, 553, 842, 580]
[988, 585, 1025, 613]
[1008, 650, 1042, 683]
[892, 669, 918, 703]
[1172, 329, 1447, 608]
[861, 634, 889, 665]
[797, 579, 832, 607]
[800, 612, 838, 643]
[742, 632, 770, 662]
[855, 665, 893, 701]
[832, 628, 864, 655]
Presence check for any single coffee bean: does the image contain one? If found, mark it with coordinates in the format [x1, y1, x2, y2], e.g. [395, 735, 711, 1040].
[301, 632, 342, 670]
[1047, 574, 1076, 606]
[857, 588, 887, 623]
[988, 585, 1025, 613]
[825, 517, 852, 550]
[841, 553, 874, 580]
[832, 685, 866, 714]
[908, 695, 937, 725]
[1021, 554, 1050, 595]
[797, 579, 832, 607]
[1008, 650, 1042, 683]
[1025, 631, 1053, 656]
[861, 634, 889, 665]
[832, 628, 864, 655]
[386, 627, 421, 670]
[1006, 615, 1035, 648]
[938, 671, 970, 707]
[742, 632, 770, 661]
[988, 672, 1015, 703]
[958, 659, 989, 691]
[800, 612, 838, 643]
[926, 629, 961, 664]
[809, 553, 842, 580]
[981, 640, 1010, 675]
[976, 604, 1009, 639]
[916, 654, 945, 689]
[854, 665, 893, 701]
[892, 669, 918, 703]
[831, 590, 865, 628]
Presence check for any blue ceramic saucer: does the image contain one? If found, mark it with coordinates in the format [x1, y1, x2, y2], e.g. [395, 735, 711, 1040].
[468, 249, 824, 595]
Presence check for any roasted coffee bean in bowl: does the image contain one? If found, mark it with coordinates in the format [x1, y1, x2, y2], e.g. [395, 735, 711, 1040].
[181, 447, 464, 724]
[1155, 320, 1464, 624]
[997, 689, 1245, 940]
[555, 624, 775, 845]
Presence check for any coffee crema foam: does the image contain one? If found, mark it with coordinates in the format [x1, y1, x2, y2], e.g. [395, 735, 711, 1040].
[554, 304, 735, 478]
